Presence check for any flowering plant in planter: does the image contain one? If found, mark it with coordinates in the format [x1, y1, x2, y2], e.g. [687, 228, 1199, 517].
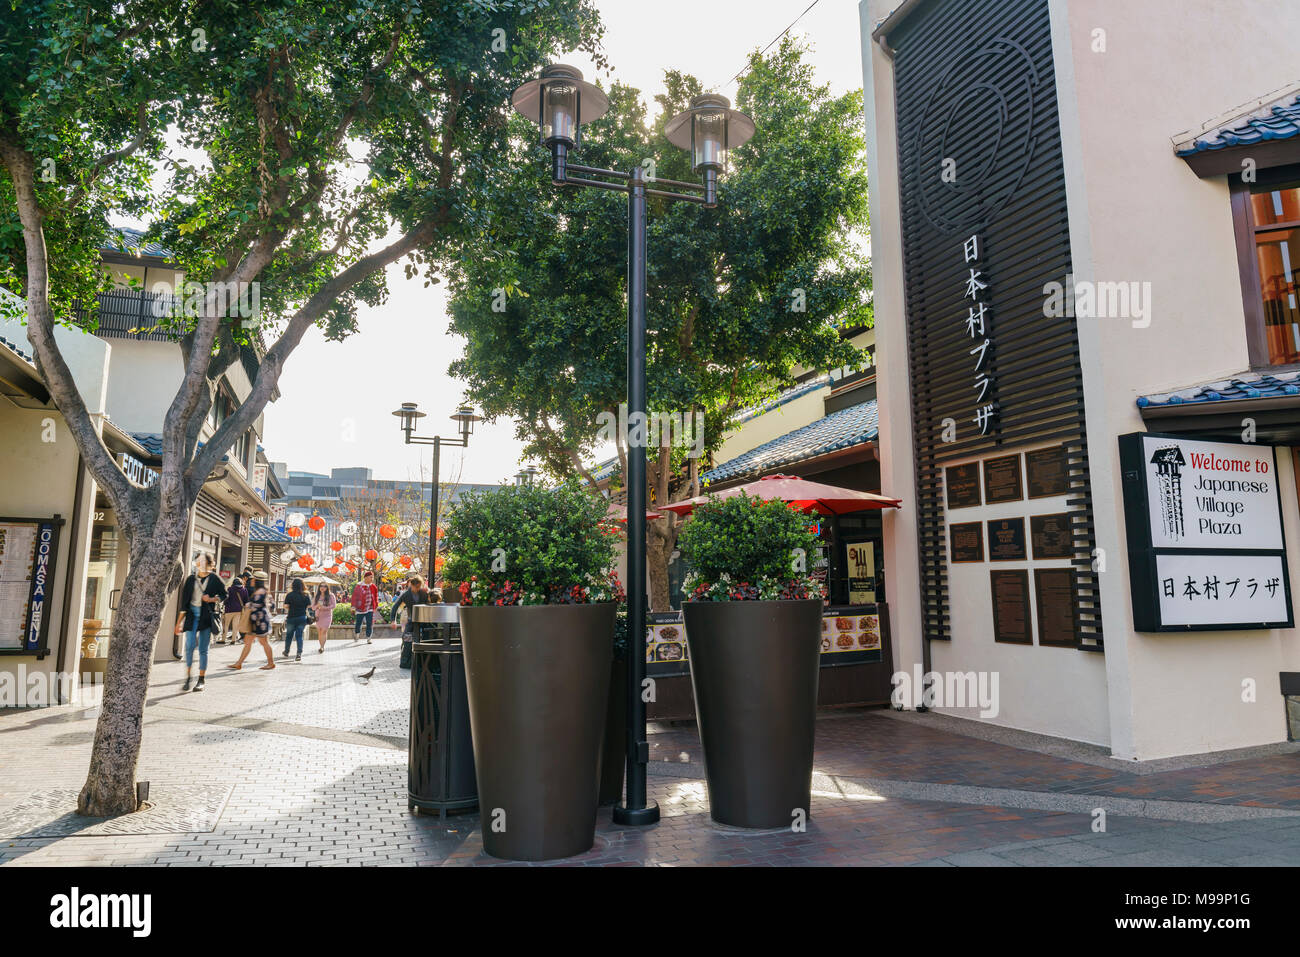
[443, 480, 623, 606]
[678, 493, 827, 602]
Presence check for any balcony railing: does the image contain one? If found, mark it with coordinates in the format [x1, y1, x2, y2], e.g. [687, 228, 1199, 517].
[74, 289, 185, 342]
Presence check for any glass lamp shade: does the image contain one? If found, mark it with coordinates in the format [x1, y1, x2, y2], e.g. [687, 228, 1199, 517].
[512, 64, 609, 148]
[450, 404, 483, 437]
[664, 93, 756, 173]
[392, 402, 425, 433]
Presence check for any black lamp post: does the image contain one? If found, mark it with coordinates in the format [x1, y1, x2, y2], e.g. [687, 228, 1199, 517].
[392, 402, 482, 581]
[511, 65, 755, 827]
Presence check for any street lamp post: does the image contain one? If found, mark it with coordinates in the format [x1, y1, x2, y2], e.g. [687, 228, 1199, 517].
[392, 402, 482, 582]
[511, 65, 755, 827]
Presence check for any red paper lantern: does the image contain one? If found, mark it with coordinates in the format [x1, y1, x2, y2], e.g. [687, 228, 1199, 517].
[365, 549, 378, 561]
[327, 565, 339, 574]
[307, 515, 325, 531]
[297, 555, 312, 569]
[287, 526, 302, 538]
[345, 561, 356, 572]
[330, 540, 343, 551]
[399, 555, 413, 569]
[435, 526, 445, 540]
[434, 555, 445, 572]
[379, 523, 397, 539]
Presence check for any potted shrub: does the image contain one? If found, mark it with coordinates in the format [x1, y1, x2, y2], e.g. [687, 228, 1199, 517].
[444, 480, 622, 861]
[678, 494, 826, 829]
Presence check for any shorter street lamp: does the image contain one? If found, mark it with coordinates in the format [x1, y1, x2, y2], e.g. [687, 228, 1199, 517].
[392, 402, 483, 582]
[511, 64, 755, 827]
[514, 466, 539, 486]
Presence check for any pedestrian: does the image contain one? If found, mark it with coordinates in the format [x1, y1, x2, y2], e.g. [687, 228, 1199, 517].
[228, 579, 276, 671]
[388, 576, 431, 669]
[218, 571, 249, 645]
[174, 553, 227, 692]
[350, 571, 379, 643]
[282, 578, 312, 661]
[310, 582, 337, 654]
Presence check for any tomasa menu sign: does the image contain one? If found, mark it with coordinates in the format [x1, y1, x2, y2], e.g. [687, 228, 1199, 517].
[1120, 433, 1292, 631]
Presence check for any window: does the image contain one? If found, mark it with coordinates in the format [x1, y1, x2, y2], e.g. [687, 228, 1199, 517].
[1234, 170, 1300, 367]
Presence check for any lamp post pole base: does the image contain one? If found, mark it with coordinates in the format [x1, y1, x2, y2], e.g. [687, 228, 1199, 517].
[613, 800, 660, 827]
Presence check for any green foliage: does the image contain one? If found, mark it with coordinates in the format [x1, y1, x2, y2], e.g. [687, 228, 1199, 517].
[677, 494, 824, 601]
[442, 481, 619, 605]
[332, 603, 355, 624]
[445, 36, 872, 478]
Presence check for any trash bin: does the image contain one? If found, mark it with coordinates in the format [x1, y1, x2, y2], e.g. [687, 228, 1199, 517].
[407, 605, 477, 817]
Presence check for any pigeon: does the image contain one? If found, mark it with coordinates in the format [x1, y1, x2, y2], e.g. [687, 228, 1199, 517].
[357, 667, 376, 682]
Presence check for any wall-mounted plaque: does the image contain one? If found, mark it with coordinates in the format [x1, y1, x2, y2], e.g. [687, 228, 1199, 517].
[945, 463, 982, 509]
[987, 517, 1027, 561]
[1026, 445, 1070, 498]
[1035, 569, 1078, 647]
[983, 454, 1023, 504]
[1030, 512, 1074, 560]
[948, 522, 984, 563]
[990, 570, 1032, 644]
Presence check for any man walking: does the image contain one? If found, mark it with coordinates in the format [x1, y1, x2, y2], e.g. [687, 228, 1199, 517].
[351, 571, 379, 644]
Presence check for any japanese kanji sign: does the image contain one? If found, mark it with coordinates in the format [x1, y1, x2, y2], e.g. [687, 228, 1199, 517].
[1120, 433, 1292, 631]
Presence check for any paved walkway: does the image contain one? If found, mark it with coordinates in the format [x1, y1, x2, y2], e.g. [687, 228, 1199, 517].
[2, 637, 1299, 866]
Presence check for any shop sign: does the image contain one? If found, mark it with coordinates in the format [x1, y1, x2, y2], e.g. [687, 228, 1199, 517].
[0, 516, 62, 658]
[252, 464, 268, 501]
[118, 452, 158, 488]
[1120, 433, 1292, 630]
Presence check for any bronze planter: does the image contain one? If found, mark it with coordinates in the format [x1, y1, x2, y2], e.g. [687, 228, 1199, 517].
[684, 599, 823, 829]
[458, 602, 614, 861]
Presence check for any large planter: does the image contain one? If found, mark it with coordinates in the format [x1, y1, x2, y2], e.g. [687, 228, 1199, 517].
[458, 602, 614, 861]
[598, 655, 627, 806]
[684, 599, 823, 828]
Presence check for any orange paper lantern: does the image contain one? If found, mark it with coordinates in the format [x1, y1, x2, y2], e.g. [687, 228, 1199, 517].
[327, 565, 339, 574]
[365, 549, 378, 561]
[287, 526, 302, 538]
[330, 540, 343, 551]
[399, 555, 413, 569]
[345, 561, 356, 572]
[297, 555, 313, 569]
[307, 515, 326, 531]
[434, 555, 445, 572]
[379, 524, 397, 539]
[435, 526, 445, 540]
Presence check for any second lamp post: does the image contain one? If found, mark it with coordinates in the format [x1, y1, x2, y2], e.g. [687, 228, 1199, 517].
[511, 64, 755, 826]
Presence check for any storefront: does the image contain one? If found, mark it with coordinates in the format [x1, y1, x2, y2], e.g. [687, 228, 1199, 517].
[861, 0, 1300, 758]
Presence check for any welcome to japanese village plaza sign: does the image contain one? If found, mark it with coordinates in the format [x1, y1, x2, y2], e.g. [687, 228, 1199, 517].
[1119, 433, 1293, 631]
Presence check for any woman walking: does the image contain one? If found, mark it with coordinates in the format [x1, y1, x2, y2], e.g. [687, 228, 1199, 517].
[218, 572, 249, 645]
[282, 578, 312, 661]
[175, 553, 227, 692]
[228, 579, 276, 670]
[311, 583, 337, 654]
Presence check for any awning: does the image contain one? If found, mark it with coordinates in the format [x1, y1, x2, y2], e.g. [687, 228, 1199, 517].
[1174, 84, 1300, 177]
[1137, 370, 1300, 443]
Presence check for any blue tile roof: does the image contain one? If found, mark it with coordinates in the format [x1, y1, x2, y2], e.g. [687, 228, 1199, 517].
[1137, 370, 1300, 409]
[703, 399, 879, 484]
[131, 432, 164, 456]
[0, 333, 33, 364]
[249, 520, 291, 543]
[105, 226, 175, 260]
[1176, 92, 1300, 155]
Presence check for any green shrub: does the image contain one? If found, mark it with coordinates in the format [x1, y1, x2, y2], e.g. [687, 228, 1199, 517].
[443, 480, 622, 605]
[677, 493, 826, 601]
[332, 603, 354, 624]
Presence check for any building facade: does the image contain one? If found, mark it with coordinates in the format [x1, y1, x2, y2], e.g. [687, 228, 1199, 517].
[861, 0, 1300, 759]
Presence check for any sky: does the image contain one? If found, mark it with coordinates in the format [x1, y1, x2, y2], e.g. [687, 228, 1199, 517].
[262, 0, 869, 486]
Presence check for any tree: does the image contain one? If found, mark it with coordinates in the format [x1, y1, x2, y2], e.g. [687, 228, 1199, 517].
[445, 38, 871, 609]
[0, 0, 603, 815]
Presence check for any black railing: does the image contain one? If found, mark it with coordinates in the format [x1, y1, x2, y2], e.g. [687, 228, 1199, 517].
[73, 289, 184, 342]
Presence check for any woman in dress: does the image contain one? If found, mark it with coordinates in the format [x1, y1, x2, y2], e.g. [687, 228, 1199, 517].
[310, 583, 337, 654]
[228, 579, 276, 671]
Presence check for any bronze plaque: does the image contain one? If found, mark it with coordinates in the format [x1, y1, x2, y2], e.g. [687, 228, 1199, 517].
[1030, 512, 1073, 560]
[1026, 445, 1070, 498]
[1035, 569, 1078, 647]
[948, 522, 984, 563]
[990, 570, 1032, 644]
[987, 517, 1027, 561]
[983, 454, 1023, 504]
[945, 463, 982, 509]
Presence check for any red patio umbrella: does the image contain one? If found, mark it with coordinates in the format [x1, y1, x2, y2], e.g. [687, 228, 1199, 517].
[661, 474, 902, 517]
[602, 502, 665, 523]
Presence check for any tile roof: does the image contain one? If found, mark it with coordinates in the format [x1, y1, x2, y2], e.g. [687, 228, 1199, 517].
[131, 432, 164, 456]
[105, 226, 175, 260]
[248, 520, 291, 543]
[703, 399, 879, 484]
[1175, 91, 1300, 156]
[0, 333, 34, 365]
[1137, 370, 1300, 409]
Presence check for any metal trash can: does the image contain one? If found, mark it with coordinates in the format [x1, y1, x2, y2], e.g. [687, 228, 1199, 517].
[407, 604, 477, 817]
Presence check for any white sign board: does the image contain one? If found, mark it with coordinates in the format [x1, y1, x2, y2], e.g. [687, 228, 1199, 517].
[1140, 435, 1282, 550]
[1155, 553, 1290, 627]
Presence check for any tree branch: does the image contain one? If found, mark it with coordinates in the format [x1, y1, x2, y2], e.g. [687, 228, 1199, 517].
[67, 102, 150, 208]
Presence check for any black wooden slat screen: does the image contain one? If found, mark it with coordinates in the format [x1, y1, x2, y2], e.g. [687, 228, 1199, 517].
[890, 0, 1103, 650]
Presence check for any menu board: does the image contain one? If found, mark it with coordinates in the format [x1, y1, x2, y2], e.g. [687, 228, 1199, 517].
[1030, 513, 1074, 560]
[990, 570, 1032, 644]
[1035, 569, 1078, 647]
[983, 454, 1024, 504]
[0, 518, 59, 656]
[949, 522, 984, 563]
[1026, 446, 1070, 498]
[646, 612, 688, 676]
[821, 606, 884, 664]
[945, 463, 982, 509]
[987, 518, 1027, 561]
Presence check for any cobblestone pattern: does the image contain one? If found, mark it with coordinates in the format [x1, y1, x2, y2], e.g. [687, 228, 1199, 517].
[2, 786, 231, 838]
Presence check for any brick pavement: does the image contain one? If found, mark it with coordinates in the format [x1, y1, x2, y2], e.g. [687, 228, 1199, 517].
[2, 635, 1299, 867]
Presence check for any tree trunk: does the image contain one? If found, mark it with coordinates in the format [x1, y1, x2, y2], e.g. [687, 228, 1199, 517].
[647, 519, 675, 612]
[76, 520, 185, 817]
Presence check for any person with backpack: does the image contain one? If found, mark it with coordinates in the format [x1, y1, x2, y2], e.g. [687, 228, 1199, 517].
[175, 553, 227, 692]
[218, 572, 249, 645]
[228, 578, 276, 670]
[388, 576, 431, 669]
[282, 578, 313, 661]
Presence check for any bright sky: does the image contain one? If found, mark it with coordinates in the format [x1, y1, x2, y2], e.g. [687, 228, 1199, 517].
[262, 0, 867, 485]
